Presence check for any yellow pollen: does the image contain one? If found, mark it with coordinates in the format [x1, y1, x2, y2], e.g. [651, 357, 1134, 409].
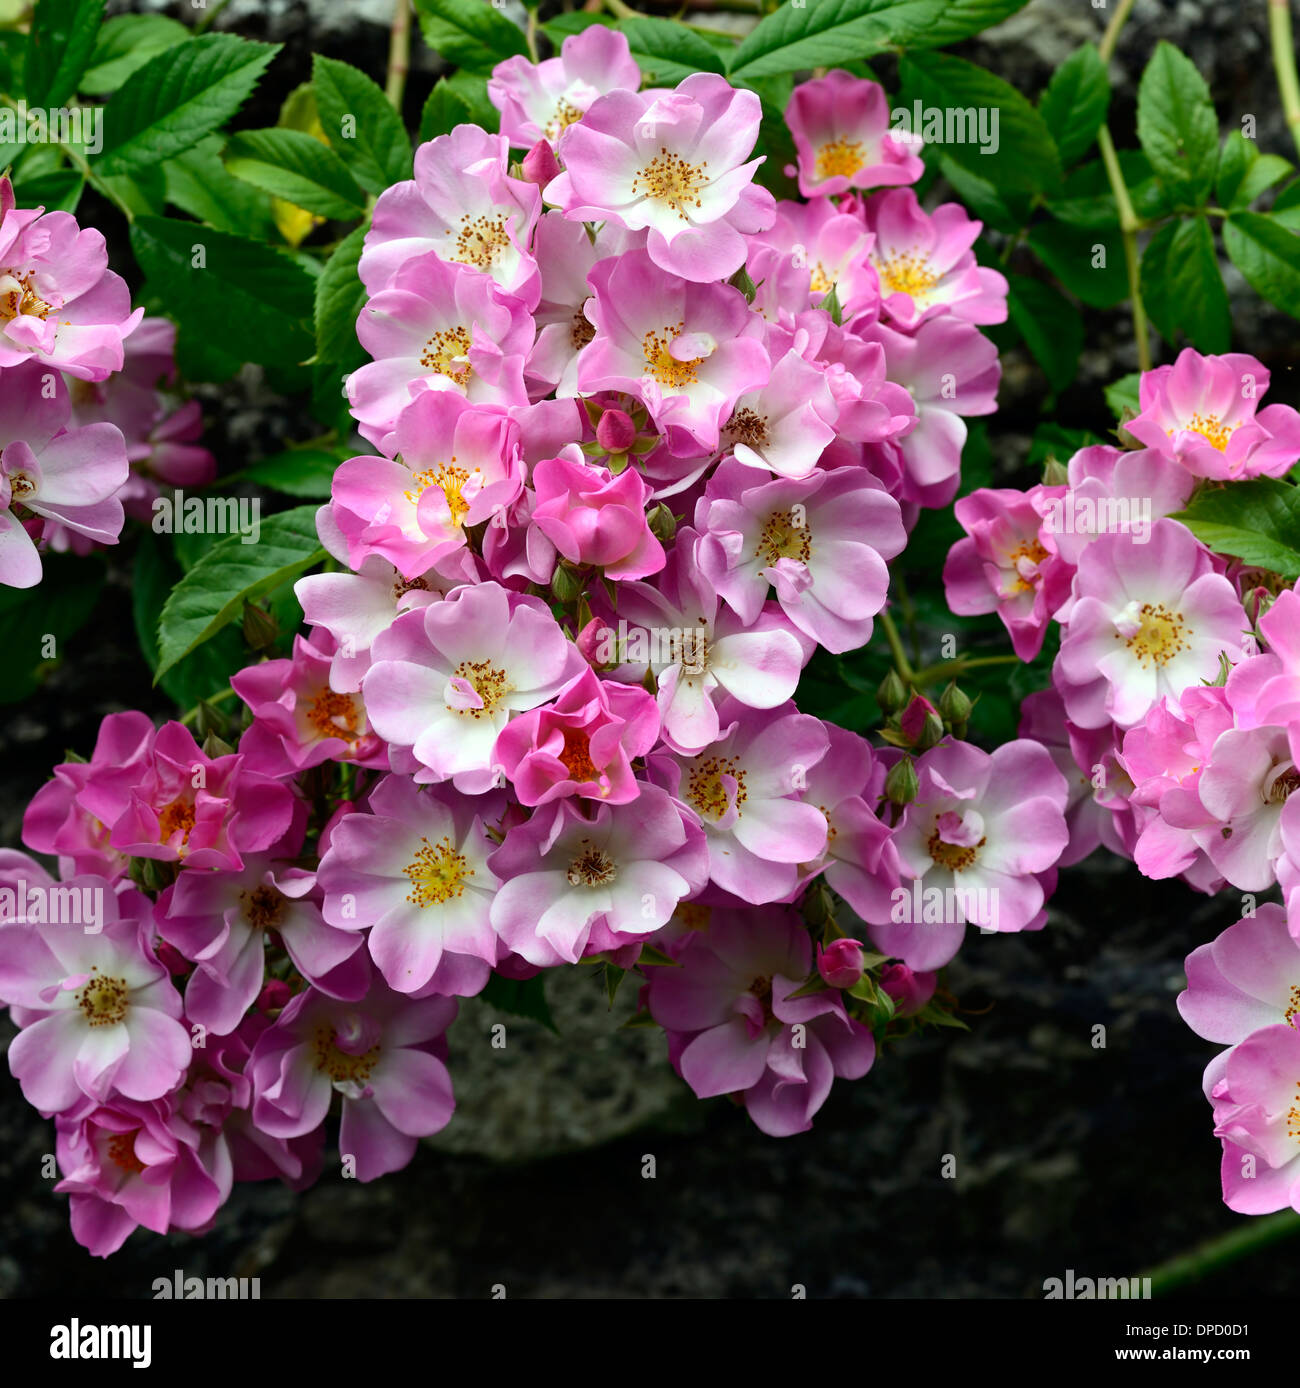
[927, 830, 985, 872]
[307, 688, 361, 743]
[403, 458, 470, 527]
[567, 840, 618, 887]
[546, 99, 584, 142]
[451, 658, 512, 718]
[8, 471, 36, 500]
[643, 321, 700, 389]
[0, 271, 54, 321]
[1285, 984, 1300, 1026]
[158, 798, 195, 845]
[107, 1131, 147, 1175]
[631, 147, 708, 221]
[815, 137, 865, 182]
[392, 575, 430, 602]
[686, 754, 745, 820]
[403, 835, 472, 906]
[674, 902, 710, 931]
[78, 969, 129, 1027]
[1289, 1081, 1300, 1144]
[756, 509, 812, 566]
[418, 326, 473, 386]
[451, 212, 511, 269]
[558, 729, 599, 784]
[725, 407, 769, 449]
[313, 1024, 380, 1084]
[241, 884, 287, 930]
[1179, 412, 1237, 452]
[1118, 602, 1189, 669]
[874, 250, 939, 300]
[1007, 538, 1049, 593]
[809, 262, 835, 295]
[570, 305, 596, 351]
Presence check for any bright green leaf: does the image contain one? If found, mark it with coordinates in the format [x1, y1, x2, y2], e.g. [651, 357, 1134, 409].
[418, 79, 472, 144]
[311, 55, 413, 194]
[24, 0, 105, 107]
[1170, 478, 1300, 579]
[907, 0, 1030, 47]
[1223, 210, 1300, 318]
[1006, 273, 1082, 394]
[413, 0, 528, 73]
[223, 127, 367, 220]
[80, 13, 189, 95]
[1038, 44, 1110, 168]
[243, 448, 340, 499]
[1027, 220, 1126, 307]
[1136, 40, 1218, 207]
[1140, 215, 1230, 352]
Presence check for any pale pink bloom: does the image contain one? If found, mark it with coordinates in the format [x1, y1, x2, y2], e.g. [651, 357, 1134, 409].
[715, 346, 837, 479]
[545, 73, 775, 282]
[488, 25, 642, 148]
[785, 71, 924, 198]
[1125, 348, 1300, 480]
[1178, 903, 1300, 1045]
[1054, 520, 1249, 730]
[1209, 1023, 1300, 1213]
[749, 197, 881, 320]
[348, 254, 532, 451]
[360, 126, 541, 304]
[860, 187, 1008, 328]
[578, 248, 769, 453]
[696, 457, 905, 653]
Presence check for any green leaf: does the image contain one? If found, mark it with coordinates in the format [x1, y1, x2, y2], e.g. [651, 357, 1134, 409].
[1046, 150, 1167, 228]
[907, 0, 1030, 49]
[79, 13, 189, 96]
[937, 154, 1028, 234]
[1140, 215, 1230, 353]
[24, 0, 105, 107]
[545, 13, 725, 86]
[1104, 372, 1141, 418]
[479, 973, 558, 1034]
[1169, 479, 1300, 579]
[1222, 210, 1300, 318]
[898, 51, 1061, 195]
[1038, 44, 1110, 168]
[441, 70, 499, 134]
[243, 448, 340, 499]
[162, 134, 276, 239]
[0, 553, 102, 704]
[155, 505, 325, 681]
[413, 0, 528, 73]
[1026, 422, 1102, 470]
[95, 34, 280, 177]
[130, 215, 314, 367]
[418, 79, 472, 144]
[223, 127, 367, 220]
[727, 0, 946, 82]
[1136, 40, 1218, 207]
[1215, 130, 1291, 210]
[1006, 273, 1082, 394]
[1027, 220, 1127, 307]
[10, 168, 83, 212]
[314, 220, 368, 375]
[312, 55, 413, 195]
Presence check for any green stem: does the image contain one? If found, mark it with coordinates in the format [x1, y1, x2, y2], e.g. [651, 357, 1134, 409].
[1270, 0, 1300, 159]
[1139, 1210, 1300, 1296]
[910, 654, 1023, 687]
[385, 0, 412, 112]
[1098, 0, 1137, 64]
[878, 608, 915, 684]
[1098, 125, 1151, 372]
[194, 0, 234, 34]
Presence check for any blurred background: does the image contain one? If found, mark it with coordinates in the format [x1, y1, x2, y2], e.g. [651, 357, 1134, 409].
[2, 0, 1299, 1297]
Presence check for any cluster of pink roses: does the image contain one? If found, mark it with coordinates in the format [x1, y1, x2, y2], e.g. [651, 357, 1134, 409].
[0, 176, 213, 588]
[945, 345, 1300, 1214]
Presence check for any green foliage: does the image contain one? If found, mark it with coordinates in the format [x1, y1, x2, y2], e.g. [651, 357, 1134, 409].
[1171, 479, 1300, 580]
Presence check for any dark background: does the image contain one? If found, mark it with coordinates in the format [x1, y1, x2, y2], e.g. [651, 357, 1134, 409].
[2, 0, 1299, 1297]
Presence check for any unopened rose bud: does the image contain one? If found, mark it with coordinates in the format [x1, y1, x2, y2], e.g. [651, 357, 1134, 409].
[155, 940, 190, 976]
[899, 693, 938, 743]
[880, 963, 937, 1017]
[551, 562, 584, 605]
[938, 681, 973, 726]
[646, 502, 676, 544]
[1041, 457, 1068, 486]
[521, 138, 560, 188]
[257, 979, 293, 1014]
[877, 668, 907, 714]
[817, 938, 865, 989]
[596, 408, 636, 453]
[916, 711, 945, 751]
[884, 755, 918, 806]
[575, 616, 609, 666]
[242, 601, 279, 653]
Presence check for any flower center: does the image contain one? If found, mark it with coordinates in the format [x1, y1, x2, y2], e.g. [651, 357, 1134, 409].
[1007, 538, 1049, 592]
[313, 1024, 380, 1084]
[631, 147, 708, 221]
[158, 797, 196, 845]
[643, 321, 701, 389]
[570, 305, 596, 351]
[8, 470, 36, 499]
[241, 884, 287, 930]
[1265, 763, 1300, 805]
[1180, 412, 1237, 452]
[419, 326, 473, 386]
[0, 271, 54, 321]
[724, 407, 770, 449]
[451, 659, 511, 717]
[874, 250, 939, 301]
[307, 688, 361, 743]
[107, 1130, 147, 1175]
[815, 137, 864, 181]
[452, 212, 511, 270]
[686, 754, 746, 820]
[1119, 602, 1189, 668]
[668, 625, 709, 674]
[558, 729, 599, 783]
[1286, 984, 1300, 1026]
[674, 901, 710, 931]
[78, 970, 129, 1027]
[927, 830, 985, 872]
[1289, 1080, 1300, 1145]
[392, 575, 430, 601]
[756, 509, 812, 566]
[404, 459, 471, 527]
[809, 262, 835, 295]
[567, 840, 618, 886]
[403, 834, 472, 906]
[546, 98, 584, 142]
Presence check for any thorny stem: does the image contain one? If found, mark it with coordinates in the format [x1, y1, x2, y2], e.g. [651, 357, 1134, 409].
[1270, 0, 1300, 159]
[1139, 1209, 1300, 1295]
[386, 0, 412, 113]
